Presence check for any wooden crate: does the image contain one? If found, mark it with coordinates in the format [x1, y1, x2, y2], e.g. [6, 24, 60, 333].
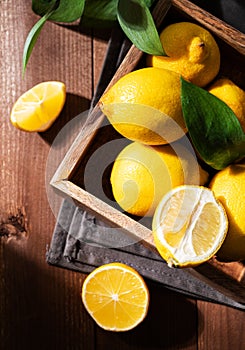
[51, 0, 245, 306]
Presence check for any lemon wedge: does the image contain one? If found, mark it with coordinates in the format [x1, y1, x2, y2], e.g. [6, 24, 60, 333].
[10, 81, 66, 132]
[152, 185, 228, 267]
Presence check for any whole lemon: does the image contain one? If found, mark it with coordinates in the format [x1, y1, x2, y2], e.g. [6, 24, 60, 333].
[111, 141, 208, 217]
[147, 22, 220, 87]
[100, 67, 186, 145]
[208, 78, 245, 132]
[209, 163, 245, 261]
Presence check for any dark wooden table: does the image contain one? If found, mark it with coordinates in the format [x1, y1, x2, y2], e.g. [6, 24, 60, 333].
[1, 1, 244, 349]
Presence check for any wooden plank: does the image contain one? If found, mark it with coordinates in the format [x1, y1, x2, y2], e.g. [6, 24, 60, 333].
[198, 301, 245, 350]
[172, 0, 245, 55]
[0, 1, 95, 349]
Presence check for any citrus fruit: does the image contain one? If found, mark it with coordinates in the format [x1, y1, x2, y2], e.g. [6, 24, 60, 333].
[10, 81, 66, 132]
[100, 67, 186, 145]
[209, 163, 245, 261]
[81, 262, 149, 332]
[147, 22, 220, 87]
[208, 78, 245, 132]
[152, 185, 228, 267]
[110, 141, 208, 217]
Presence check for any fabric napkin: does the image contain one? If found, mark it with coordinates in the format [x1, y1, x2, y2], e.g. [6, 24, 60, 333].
[47, 199, 245, 310]
[47, 4, 245, 310]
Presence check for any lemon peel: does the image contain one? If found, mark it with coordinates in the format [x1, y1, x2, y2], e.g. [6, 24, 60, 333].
[208, 78, 245, 132]
[147, 22, 220, 87]
[110, 142, 209, 217]
[210, 163, 245, 261]
[100, 67, 186, 145]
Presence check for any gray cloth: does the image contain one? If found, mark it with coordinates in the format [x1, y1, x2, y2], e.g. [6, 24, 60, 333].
[46, 199, 245, 310]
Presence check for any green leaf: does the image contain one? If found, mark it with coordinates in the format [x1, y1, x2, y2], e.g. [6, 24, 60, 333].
[23, 0, 86, 72]
[32, 0, 57, 16]
[32, 0, 85, 23]
[181, 77, 245, 170]
[117, 0, 165, 55]
[22, 7, 55, 73]
[80, 0, 156, 28]
[81, 0, 118, 28]
[143, 0, 157, 7]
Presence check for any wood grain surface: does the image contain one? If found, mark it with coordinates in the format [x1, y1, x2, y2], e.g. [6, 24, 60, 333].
[1, 1, 244, 350]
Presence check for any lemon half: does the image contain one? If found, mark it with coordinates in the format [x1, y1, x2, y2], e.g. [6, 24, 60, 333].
[152, 185, 228, 267]
[81, 263, 149, 332]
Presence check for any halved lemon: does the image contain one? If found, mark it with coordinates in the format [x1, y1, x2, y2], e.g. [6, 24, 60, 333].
[10, 81, 66, 132]
[152, 185, 228, 267]
[81, 262, 149, 332]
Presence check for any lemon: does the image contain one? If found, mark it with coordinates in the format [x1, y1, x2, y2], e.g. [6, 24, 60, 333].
[110, 141, 208, 217]
[81, 262, 149, 332]
[208, 78, 245, 132]
[152, 185, 228, 268]
[10, 81, 66, 132]
[209, 163, 245, 261]
[100, 67, 186, 145]
[147, 22, 220, 87]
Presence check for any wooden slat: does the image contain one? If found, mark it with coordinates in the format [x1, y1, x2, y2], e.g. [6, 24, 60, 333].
[0, 1, 95, 349]
[198, 301, 245, 350]
[172, 0, 245, 55]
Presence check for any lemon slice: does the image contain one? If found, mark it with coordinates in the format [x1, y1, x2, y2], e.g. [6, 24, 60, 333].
[81, 263, 149, 332]
[152, 185, 228, 267]
[10, 81, 66, 132]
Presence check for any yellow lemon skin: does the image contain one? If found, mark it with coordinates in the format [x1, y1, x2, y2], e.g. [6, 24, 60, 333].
[208, 78, 245, 132]
[110, 141, 208, 217]
[147, 22, 220, 87]
[100, 67, 186, 145]
[209, 163, 245, 261]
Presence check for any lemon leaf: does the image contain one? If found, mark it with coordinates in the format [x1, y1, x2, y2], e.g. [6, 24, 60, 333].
[32, 0, 85, 23]
[117, 0, 165, 55]
[31, 0, 57, 16]
[80, 0, 156, 28]
[22, 7, 55, 74]
[23, 1, 86, 73]
[80, 0, 118, 27]
[144, 0, 157, 6]
[181, 77, 245, 170]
